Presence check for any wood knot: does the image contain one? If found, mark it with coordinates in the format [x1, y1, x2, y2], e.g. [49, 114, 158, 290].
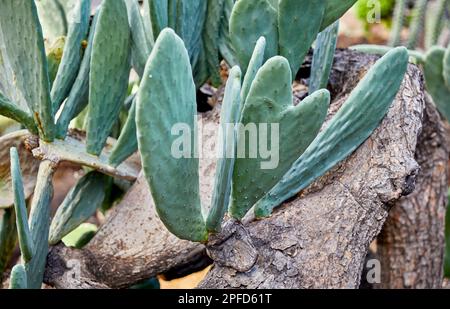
[24, 134, 39, 152]
[206, 219, 258, 273]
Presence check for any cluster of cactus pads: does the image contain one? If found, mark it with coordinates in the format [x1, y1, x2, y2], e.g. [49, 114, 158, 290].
[0, 0, 409, 289]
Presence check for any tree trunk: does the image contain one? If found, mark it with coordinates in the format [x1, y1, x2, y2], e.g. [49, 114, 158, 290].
[41, 49, 446, 289]
[375, 94, 449, 289]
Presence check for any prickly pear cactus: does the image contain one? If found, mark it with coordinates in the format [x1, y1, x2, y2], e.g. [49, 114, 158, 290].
[230, 56, 330, 219]
[278, 0, 325, 78]
[10, 147, 33, 263]
[137, 29, 208, 242]
[25, 161, 55, 289]
[46, 36, 66, 87]
[49, 171, 109, 245]
[56, 10, 100, 139]
[50, 0, 91, 112]
[9, 264, 27, 289]
[424, 47, 450, 121]
[309, 21, 339, 94]
[230, 0, 278, 72]
[206, 66, 242, 232]
[0, 0, 55, 141]
[321, 0, 357, 30]
[444, 45, 450, 89]
[86, 0, 131, 156]
[254, 47, 409, 218]
[230, 0, 354, 76]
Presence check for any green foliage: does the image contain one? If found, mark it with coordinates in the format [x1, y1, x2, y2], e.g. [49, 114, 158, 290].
[424, 47, 450, 121]
[445, 192, 450, 278]
[0, 208, 17, 280]
[0, 0, 55, 141]
[46, 36, 66, 87]
[86, 0, 131, 156]
[278, 0, 325, 79]
[50, 0, 91, 112]
[230, 0, 353, 76]
[109, 96, 138, 167]
[56, 10, 100, 139]
[137, 29, 207, 242]
[206, 66, 242, 232]
[25, 161, 54, 289]
[321, 0, 358, 31]
[62, 223, 97, 249]
[10, 147, 33, 262]
[203, 0, 225, 86]
[229, 0, 279, 72]
[9, 264, 27, 289]
[254, 47, 409, 218]
[35, 0, 68, 45]
[0, 0, 412, 282]
[230, 56, 330, 219]
[49, 171, 109, 245]
[310, 21, 339, 94]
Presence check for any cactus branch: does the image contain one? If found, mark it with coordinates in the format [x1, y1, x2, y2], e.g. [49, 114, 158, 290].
[30, 135, 139, 182]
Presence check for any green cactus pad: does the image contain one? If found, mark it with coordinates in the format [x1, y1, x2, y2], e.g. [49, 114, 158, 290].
[241, 37, 266, 105]
[49, 171, 108, 245]
[0, 208, 17, 278]
[278, 0, 325, 78]
[178, 0, 207, 69]
[125, 0, 154, 77]
[86, 0, 131, 156]
[109, 96, 138, 167]
[46, 36, 66, 87]
[309, 21, 339, 94]
[254, 47, 409, 218]
[25, 161, 55, 289]
[56, 11, 100, 140]
[0, 92, 37, 134]
[0, 0, 55, 141]
[444, 44, 450, 89]
[203, 0, 225, 86]
[219, 0, 239, 68]
[230, 56, 330, 220]
[137, 29, 208, 242]
[35, 0, 68, 45]
[50, 0, 91, 112]
[321, 0, 357, 31]
[230, 0, 279, 71]
[206, 66, 242, 232]
[424, 47, 450, 121]
[9, 264, 27, 289]
[10, 147, 33, 263]
[145, 0, 169, 38]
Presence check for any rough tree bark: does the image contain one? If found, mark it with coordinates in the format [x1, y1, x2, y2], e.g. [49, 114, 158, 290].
[375, 94, 449, 289]
[40, 49, 446, 289]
